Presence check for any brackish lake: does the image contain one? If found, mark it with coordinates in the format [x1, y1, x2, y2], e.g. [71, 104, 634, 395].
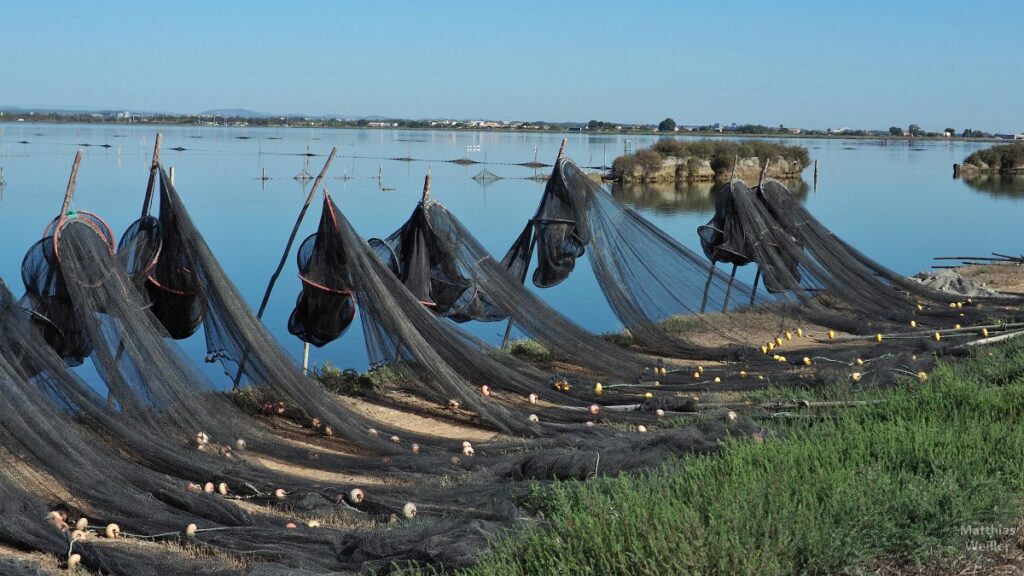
[0, 123, 1020, 381]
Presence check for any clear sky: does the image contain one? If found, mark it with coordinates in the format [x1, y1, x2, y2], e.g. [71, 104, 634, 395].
[2, 0, 1021, 133]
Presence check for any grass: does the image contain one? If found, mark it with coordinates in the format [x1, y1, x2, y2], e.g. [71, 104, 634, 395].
[503, 338, 555, 363]
[421, 338, 1024, 575]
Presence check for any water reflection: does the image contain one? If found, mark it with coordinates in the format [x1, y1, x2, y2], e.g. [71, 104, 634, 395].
[611, 178, 810, 214]
[960, 175, 1024, 198]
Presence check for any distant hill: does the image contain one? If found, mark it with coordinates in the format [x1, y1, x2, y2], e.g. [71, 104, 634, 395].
[199, 108, 272, 118]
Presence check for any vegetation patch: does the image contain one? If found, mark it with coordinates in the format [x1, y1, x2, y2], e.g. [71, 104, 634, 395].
[426, 338, 1024, 575]
[612, 139, 810, 182]
[963, 142, 1024, 173]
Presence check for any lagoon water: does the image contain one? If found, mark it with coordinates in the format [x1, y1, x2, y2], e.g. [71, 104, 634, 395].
[1, 123, 1020, 385]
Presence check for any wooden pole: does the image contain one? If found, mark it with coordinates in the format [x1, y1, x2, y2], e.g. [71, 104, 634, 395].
[60, 149, 84, 220]
[759, 157, 771, 187]
[749, 265, 762, 306]
[721, 263, 738, 312]
[700, 261, 717, 314]
[302, 342, 310, 375]
[813, 159, 819, 180]
[140, 133, 162, 218]
[501, 141, 565, 348]
[232, 147, 337, 388]
[169, 166, 175, 186]
[421, 168, 431, 202]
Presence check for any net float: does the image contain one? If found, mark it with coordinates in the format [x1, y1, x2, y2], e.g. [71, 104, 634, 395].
[644, 392, 653, 399]
[367, 427, 379, 436]
[274, 488, 287, 500]
[480, 385, 490, 396]
[450, 456, 461, 466]
[850, 372, 862, 383]
[104, 523, 120, 539]
[310, 417, 321, 429]
[655, 409, 665, 418]
[67, 554, 81, 570]
[462, 440, 472, 448]
[70, 530, 86, 541]
[874, 334, 883, 343]
[796, 328, 804, 337]
[932, 332, 942, 342]
[462, 445, 475, 456]
[785, 331, 792, 341]
[234, 438, 246, 450]
[285, 522, 297, 529]
[739, 370, 748, 378]
[713, 376, 721, 383]
[593, 382, 603, 396]
[307, 520, 321, 528]
[411, 443, 420, 453]
[323, 426, 334, 437]
[917, 371, 928, 383]
[586, 420, 596, 427]
[403, 502, 417, 519]
[802, 357, 812, 366]
[446, 399, 460, 411]
[203, 482, 215, 494]
[981, 328, 989, 337]
[390, 435, 400, 444]
[185, 523, 197, 536]
[828, 330, 835, 340]
[726, 411, 738, 422]
[637, 425, 647, 433]
[855, 358, 864, 366]
[910, 320, 917, 328]
[348, 488, 365, 504]
[217, 482, 229, 496]
[693, 371, 701, 379]
[528, 414, 539, 423]
[775, 337, 783, 346]
[75, 518, 88, 531]
[528, 393, 538, 404]
[194, 431, 209, 446]
[589, 404, 600, 415]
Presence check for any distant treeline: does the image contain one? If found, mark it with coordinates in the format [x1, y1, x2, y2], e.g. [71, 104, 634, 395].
[612, 139, 810, 179]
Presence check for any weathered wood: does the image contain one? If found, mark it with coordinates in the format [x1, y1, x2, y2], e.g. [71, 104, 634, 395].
[60, 149, 84, 218]
[233, 147, 337, 388]
[141, 133, 163, 218]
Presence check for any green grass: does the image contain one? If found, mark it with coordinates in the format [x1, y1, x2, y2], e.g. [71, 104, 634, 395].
[428, 339, 1024, 575]
[503, 338, 555, 363]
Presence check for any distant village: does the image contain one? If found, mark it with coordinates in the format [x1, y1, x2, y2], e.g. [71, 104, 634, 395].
[0, 108, 1020, 141]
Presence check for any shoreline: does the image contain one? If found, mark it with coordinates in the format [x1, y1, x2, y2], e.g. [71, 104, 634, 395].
[0, 119, 1013, 145]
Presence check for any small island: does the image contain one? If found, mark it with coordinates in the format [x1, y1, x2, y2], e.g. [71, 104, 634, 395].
[955, 142, 1024, 176]
[610, 139, 811, 183]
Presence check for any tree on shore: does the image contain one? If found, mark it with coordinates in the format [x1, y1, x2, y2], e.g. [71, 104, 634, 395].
[658, 118, 677, 132]
[908, 124, 923, 137]
[889, 126, 903, 136]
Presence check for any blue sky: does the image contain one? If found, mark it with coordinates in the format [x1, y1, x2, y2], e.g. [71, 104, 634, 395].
[2, 0, 1021, 132]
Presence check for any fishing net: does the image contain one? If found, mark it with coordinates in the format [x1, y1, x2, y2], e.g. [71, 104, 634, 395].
[18, 212, 114, 365]
[288, 193, 357, 346]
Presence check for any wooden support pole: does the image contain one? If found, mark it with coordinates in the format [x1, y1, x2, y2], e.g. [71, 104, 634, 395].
[421, 168, 431, 202]
[169, 166, 175, 186]
[749, 265, 761, 306]
[302, 342, 310, 375]
[60, 149, 84, 219]
[233, 147, 337, 388]
[141, 133, 162, 218]
[502, 142, 564, 348]
[759, 157, 771, 187]
[813, 159, 819, 180]
[721, 263, 738, 312]
[700, 261, 717, 314]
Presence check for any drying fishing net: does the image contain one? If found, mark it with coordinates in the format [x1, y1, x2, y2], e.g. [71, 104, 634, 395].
[18, 212, 114, 365]
[288, 194, 357, 346]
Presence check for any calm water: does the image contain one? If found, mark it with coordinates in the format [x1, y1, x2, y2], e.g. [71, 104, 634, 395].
[0, 123, 1020, 383]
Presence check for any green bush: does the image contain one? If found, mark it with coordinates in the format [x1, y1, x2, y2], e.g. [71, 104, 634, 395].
[965, 142, 1024, 171]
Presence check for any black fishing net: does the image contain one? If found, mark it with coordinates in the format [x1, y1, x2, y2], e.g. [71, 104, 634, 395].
[288, 192, 358, 346]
